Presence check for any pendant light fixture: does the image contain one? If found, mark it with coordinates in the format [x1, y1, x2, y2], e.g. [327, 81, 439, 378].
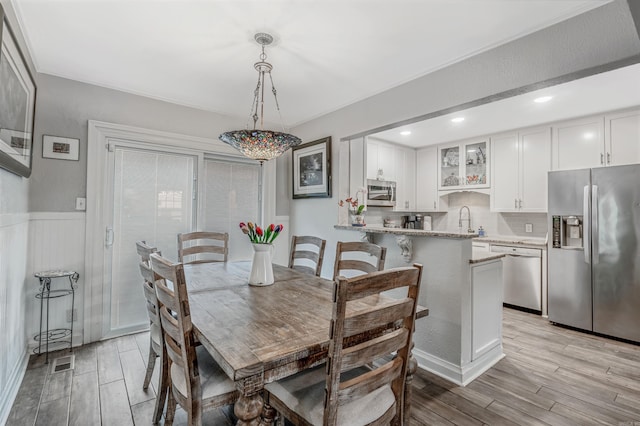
[219, 33, 302, 163]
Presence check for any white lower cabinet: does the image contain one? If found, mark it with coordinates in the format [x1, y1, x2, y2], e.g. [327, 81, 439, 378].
[471, 259, 503, 361]
[491, 127, 551, 212]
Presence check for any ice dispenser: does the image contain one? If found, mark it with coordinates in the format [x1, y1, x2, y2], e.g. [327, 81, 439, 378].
[552, 215, 583, 249]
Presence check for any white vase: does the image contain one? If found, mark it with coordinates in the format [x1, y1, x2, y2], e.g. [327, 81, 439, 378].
[249, 243, 274, 286]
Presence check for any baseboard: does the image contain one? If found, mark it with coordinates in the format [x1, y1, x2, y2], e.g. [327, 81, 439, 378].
[413, 345, 505, 386]
[0, 348, 29, 425]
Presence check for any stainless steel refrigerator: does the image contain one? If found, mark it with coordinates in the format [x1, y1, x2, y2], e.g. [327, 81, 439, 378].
[548, 164, 640, 343]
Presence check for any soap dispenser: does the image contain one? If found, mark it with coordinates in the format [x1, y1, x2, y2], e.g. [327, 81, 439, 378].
[478, 226, 486, 237]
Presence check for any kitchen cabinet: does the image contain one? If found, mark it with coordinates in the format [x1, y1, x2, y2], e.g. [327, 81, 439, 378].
[394, 146, 416, 211]
[438, 138, 489, 190]
[552, 116, 604, 170]
[491, 127, 551, 212]
[416, 146, 448, 211]
[366, 139, 396, 181]
[605, 109, 640, 166]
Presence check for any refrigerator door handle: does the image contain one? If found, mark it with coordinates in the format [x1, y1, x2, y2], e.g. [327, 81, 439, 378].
[592, 185, 599, 264]
[583, 185, 590, 264]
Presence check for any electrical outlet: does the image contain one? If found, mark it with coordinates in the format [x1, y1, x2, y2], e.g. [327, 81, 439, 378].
[66, 308, 78, 323]
[525, 223, 533, 233]
[75, 197, 86, 211]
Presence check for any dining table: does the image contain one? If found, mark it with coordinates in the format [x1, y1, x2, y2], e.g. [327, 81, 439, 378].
[184, 261, 427, 425]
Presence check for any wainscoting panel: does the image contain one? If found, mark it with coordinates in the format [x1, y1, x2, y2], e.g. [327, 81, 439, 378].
[26, 213, 87, 351]
[0, 214, 29, 425]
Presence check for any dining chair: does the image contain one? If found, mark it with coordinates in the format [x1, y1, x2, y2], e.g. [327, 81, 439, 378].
[332, 241, 387, 280]
[264, 263, 423, 425]
[288, 235, 327, 277]
[177, 231, 229, 264]
[150, 252, 238, 425]
[136, 241, 169, 424]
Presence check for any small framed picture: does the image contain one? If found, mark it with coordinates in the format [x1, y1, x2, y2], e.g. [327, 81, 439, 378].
[292, 136, 331, 199]
[43, 135, 80, 161]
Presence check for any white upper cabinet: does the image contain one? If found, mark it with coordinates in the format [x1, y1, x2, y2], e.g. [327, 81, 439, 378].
[438, 138, 489, 190]
[605, 109, 640, 166]
[394, 146, 416, 211]
[491, 127, 551, 212]
[366, 139, 396, 181]
[552, 116, 604, 170]
[416, 146, 446, 211]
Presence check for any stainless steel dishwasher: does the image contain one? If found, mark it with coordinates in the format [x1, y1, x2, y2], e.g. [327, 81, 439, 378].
[490, 244, 542, 312]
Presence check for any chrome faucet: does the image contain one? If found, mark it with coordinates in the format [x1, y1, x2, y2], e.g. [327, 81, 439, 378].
[459, 206, 473, 233]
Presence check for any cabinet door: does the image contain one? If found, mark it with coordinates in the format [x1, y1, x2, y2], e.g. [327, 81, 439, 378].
[439, 143, 461, 189]
[378, 143, 396, 181]
[552, 116, 604, 170]
[520, 127, 551, 211]
[416, 146, 439, 210]
[366, 140, 379, 180]
[396, 147, 416, 211]
[490, 133, 519, 211]
[463, 139, 489, 188]
[606, 110, 640, 166]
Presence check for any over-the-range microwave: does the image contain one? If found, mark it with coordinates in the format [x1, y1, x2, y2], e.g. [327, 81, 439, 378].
[366, 179, 396, 207]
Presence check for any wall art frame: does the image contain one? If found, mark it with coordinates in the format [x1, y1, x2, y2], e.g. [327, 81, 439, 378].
[42, 135, 80, 161]
[292, 136, 332, 199]
[0, 5, 37, 178]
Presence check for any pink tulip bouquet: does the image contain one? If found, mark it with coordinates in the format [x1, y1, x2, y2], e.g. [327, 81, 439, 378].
[239, 222, 284, 244]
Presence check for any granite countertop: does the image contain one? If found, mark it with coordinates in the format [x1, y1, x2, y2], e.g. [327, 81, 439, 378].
[334, 225, 478, 239]
[473, 235, 547, 248]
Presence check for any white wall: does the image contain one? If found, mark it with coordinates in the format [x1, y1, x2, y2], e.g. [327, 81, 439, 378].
[0, 1, 36, 422]
[286, 0, 640, 278]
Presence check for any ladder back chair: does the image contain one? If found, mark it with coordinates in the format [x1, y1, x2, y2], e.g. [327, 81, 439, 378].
[135, 240, 168, 425]
[288, 235, 327, 277]
[332, 241, 387, 281]
[150, 252, 238, 425]
[265, 263, 423, 425]
[177, 231, 229, 264]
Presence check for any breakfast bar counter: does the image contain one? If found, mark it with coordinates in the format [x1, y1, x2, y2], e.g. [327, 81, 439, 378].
[334, 224, 504, 386]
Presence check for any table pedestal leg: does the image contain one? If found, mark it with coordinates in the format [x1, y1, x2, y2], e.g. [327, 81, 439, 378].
[260, 401, 276, 426]
[234, 391, 263, 426]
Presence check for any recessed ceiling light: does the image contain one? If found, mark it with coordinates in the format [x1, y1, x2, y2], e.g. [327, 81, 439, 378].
[400, 131, 411, 136]
[451, 117, 465, 123]
[534, 96, 553, 103]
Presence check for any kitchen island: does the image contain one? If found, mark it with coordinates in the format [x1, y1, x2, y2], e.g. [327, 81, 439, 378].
[335, 225, 504, 386]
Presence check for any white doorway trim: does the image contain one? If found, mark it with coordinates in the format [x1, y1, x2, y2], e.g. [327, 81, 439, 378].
[84, 120, 273, 343]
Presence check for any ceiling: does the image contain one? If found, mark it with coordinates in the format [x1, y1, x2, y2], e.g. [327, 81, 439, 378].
[11, 0, 613, 128]
[370, 62, 640, 148]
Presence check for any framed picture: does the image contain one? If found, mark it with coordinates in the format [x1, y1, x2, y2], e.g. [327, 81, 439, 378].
[292, 136, 331, 199]
[43, 135, 80, 161]
[0, 5, 37, 177]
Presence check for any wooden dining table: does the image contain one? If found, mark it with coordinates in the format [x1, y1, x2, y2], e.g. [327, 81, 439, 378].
[184, 261, 427, 425]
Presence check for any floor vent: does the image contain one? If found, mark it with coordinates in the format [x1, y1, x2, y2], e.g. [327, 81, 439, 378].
[51, 354, 75, 373]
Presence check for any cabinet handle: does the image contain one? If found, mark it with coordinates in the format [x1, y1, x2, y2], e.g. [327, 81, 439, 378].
[519, 199, 522, 209]
[607, 152, 611, 164]
[433, 201, 436, 209]
[600, 153, 604, 165]
[514, 199, 518, 209]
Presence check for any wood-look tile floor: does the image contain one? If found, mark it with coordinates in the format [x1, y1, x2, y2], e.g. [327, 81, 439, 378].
[8, 308, 640, 425]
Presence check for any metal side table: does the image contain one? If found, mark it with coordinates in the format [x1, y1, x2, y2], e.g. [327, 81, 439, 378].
[34, 270, 79, 363]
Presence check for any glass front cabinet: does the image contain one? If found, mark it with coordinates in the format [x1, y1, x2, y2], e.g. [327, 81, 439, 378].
[438, 139, 489, 190]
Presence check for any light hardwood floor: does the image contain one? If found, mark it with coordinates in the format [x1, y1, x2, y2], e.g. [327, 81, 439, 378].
[7, 308, 640, 425]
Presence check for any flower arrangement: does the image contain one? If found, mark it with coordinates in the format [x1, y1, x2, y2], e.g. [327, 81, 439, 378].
[239, 222, 284, 244]
[338, 187, 367, 215]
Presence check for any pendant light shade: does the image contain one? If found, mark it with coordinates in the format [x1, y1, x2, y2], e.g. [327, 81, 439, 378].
[219, 33, 301, 163]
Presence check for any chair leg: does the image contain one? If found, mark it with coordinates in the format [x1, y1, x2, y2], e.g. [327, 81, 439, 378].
[152, 350, 169, 425]
[165, 389, 177, 426]
[143, 340, 157, 390]
[188, 398, 202, 426]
